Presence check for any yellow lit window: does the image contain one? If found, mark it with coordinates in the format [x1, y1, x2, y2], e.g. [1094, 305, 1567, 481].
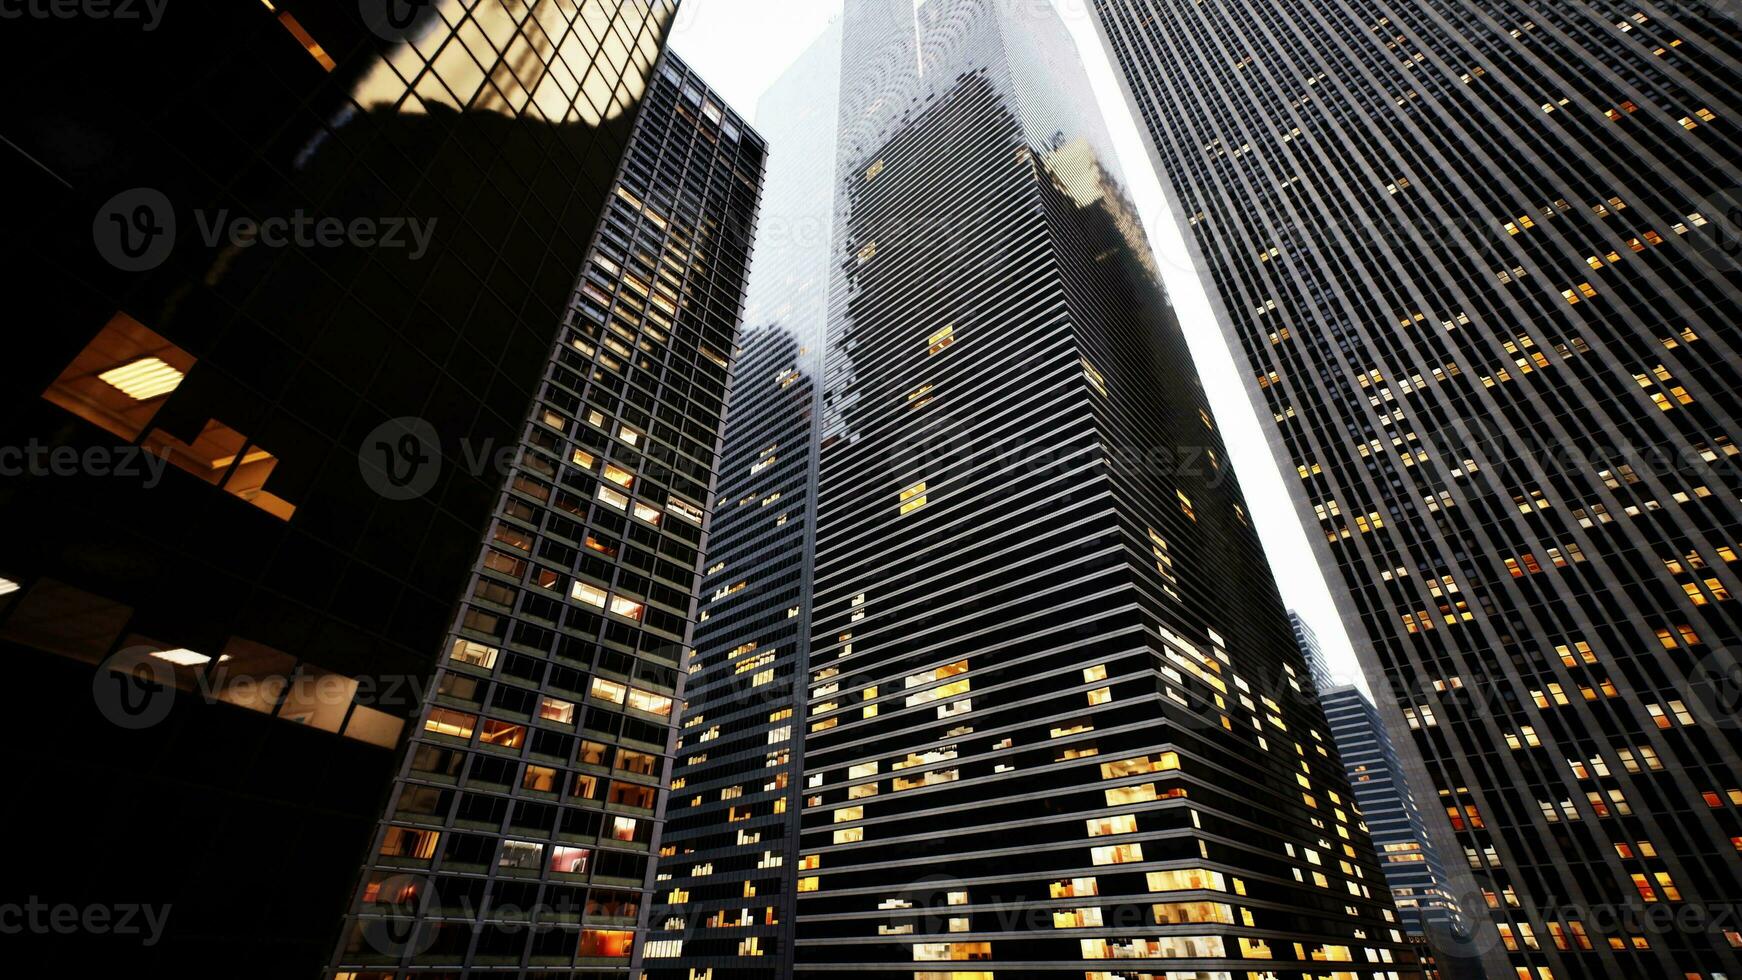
[927, 324, 956, 354]
[900, 480, 929, 516]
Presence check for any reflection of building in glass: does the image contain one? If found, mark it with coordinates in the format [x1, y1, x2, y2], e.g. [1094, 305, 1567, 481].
[1094, 0, 1742, 976]
[654, 0, 1420, 975]
[0, 2, 681, 975]
[643, 20, 842, 978]
[329, 51, 763, 978]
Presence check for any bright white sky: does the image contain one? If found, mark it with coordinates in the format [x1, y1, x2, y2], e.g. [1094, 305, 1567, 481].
[671, 0, 1371, 693]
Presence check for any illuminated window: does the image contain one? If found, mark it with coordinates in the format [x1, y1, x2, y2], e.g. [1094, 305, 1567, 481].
[479, 719, 525, 747]
[1147, 868, 1226, 892]
[1081, 358, 1108, 395]
[927, 324, 956, 354]
[539, 697, 575, 724]
[578, 929, 634, 959]
[900, 480, 929, 515]
[1087, 814, 1138, 837]
[271, 8, 336, 71]
[450, 638, 499, 669]
[590, 677, 628, 705]
[379, 826, 440, 860]
[424, 707, 477, 739]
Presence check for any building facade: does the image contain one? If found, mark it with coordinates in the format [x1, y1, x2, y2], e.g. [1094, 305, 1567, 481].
[0, 2, 680, 976]
[643, 20, 843, 978]
[1320, 684, 1474, 980]
[1093, 0, 1742, 975]
[326, 51, 764, 978]
[1294, 610, 1338, 694]
[656, 1, 1421, 976]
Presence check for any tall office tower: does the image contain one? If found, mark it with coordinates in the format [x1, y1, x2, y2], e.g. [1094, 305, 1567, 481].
[1093, 0, 1742, 975]
[1293, 616, 1472, 976]
[656, 1, 1422, 976]
[643, 21, 843, 979]
[328, 52, 763, 978]
[0, 2, 679, 976]
[1319, 684, 1473, 980]
[1293, 610, 1338, 694]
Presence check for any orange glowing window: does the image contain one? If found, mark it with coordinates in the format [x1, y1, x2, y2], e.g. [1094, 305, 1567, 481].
[379, 826, 440, 861]
[44, 312, 193, 441]
[579, 929, 634, 958]
[273, 10, 336, 71]
[479, 719, 527, 748]
[142, 419, 297, 520]
[424, 707, 477, 739]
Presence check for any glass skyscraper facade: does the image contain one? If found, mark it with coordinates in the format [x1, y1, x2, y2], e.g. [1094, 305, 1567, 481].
[1093, 0, 1742, 975]
[644, 20, 843, 978]
[1, 2, 681, 975]
[653, 1, 1420, 976]
[328, 50, 763, 978]
[1319, 684, 1473, 980]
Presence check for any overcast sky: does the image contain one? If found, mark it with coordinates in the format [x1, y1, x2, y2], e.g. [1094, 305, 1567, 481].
[670, 0, 1372, 693]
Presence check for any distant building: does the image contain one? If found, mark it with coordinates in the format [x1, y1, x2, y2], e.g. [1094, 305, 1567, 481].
[1291, 610, 1336, 694]
[1320, 685, 1478, 980]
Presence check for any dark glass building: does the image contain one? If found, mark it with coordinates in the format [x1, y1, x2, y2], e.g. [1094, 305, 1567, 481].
[643, 20, 843, 978]
[1093, 0, 1742, 975]
[327, 50, 764, 979]
[0, 2, 681, 976]
[655, 1, 1420, 976]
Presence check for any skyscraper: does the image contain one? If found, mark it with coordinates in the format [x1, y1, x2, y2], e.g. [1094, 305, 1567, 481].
[653, 1, 1420, 976]
[1319, 683, 1474, 980]
[0, 2, 681, 975]
[643, 20, 843, 977]
[1093, 0, 1742, 974]
[1293, 609, 1337, 694]
[327, 50, 763, 978]
[1292, 611, 1478, 977]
